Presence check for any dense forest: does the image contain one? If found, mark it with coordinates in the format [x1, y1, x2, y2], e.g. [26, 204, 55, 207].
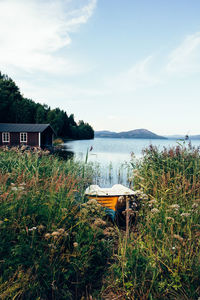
[0, 72, 94, 140]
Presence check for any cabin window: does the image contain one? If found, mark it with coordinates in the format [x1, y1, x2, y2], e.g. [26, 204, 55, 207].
[20, 132, 27, 143]
[2, 132, 10, 143]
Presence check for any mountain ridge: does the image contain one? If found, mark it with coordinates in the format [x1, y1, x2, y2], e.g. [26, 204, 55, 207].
[95, 130, 200, 140]
[95, 129, 167, 139]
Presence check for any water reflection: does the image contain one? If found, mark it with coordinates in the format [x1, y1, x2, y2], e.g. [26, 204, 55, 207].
[63, 138, 200, 187]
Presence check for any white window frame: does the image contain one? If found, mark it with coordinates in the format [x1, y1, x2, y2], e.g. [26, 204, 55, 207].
[2, 132, 10, 143]
[20, 132, 27, 143]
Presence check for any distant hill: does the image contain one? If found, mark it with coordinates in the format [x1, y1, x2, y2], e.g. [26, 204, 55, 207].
[95, 129, 167, 139]
[166, 135, 200, 140]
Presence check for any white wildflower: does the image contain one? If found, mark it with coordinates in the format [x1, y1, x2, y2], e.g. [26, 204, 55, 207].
[28, 227, 37, 231]
[180, 213, 190, 217]
[18, 186, 25, 190]
[169, 204, 180, 210]
[11, 187, 18, 191]
[192, 203, 198, 209]
[151, 208, 159, 214]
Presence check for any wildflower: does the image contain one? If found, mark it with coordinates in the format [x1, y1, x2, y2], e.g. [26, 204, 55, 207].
[48, 243, 56, 249]
[103, 227, 115, 237]
[149, 199, 157, 204]
[93, 218, 106, 227]
[73, 242, 78, 248]
[4, 218, 8, 222]
[180, 213, 190, 217]
[18, 186, 25, 190]
[44, 233, 51, 239]
[28, 227, 37, 231]
[38, 224, 45, 231]
[80, 208, 87, 215]
[173, 234, 184, 243]
[11, 187, 18, 191]
[172, 246, 176, 250]
[58, 228, 65, 234]
[169, 204, 180, 211]
[166, 217, 174, 222]
[51, 231, 60, 237]
[87, 199, 98, 205]
[192, 203, 198, 209]
[142, 194, 149, 200]
[151, 208, 159, 214]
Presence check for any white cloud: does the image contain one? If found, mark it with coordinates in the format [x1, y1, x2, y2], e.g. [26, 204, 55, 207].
[167, 32, 200, 74]
[16, 55, 161, 108]
[107, 56, 160, 92]
[0, 0, 96, 74]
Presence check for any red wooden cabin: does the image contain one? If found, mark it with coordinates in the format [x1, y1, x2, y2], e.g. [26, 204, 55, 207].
[0, 123, 55, 148]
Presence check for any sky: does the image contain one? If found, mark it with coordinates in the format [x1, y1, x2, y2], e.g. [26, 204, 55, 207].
[1, 0, 200, 135]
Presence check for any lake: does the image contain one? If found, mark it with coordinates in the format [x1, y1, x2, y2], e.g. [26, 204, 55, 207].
[64, 138, 200, 187]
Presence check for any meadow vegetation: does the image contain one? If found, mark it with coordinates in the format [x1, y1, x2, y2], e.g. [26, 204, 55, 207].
[104, 143, 200, 299]
[0, 143, 199, 299]
[0, 147, 111, 299]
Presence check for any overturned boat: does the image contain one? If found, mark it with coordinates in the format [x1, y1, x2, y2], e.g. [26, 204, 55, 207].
[85, 184, 138, 221]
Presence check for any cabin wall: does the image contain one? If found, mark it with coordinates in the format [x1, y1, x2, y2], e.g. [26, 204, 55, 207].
[0, 132, 39, 147]
[11, 132, 20, 145]
[28, 132, 39, 146]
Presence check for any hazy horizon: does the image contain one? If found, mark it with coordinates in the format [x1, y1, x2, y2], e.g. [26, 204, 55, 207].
[1, 0, 200, 135]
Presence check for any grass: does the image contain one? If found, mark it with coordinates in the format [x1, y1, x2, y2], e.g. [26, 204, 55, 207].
[0, 144, 199, 299]
[0, 147, 112, 299]
[103, 143, 200, 299]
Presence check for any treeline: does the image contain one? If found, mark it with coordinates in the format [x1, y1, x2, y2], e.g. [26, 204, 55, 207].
[0, 72, 94, 140]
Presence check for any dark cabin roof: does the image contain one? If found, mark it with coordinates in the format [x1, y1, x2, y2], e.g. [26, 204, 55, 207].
[0, 123, 53, 133]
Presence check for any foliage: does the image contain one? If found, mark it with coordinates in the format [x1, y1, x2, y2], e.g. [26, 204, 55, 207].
[53, 138, 64, 146]
[0, 72, 94, 140]
[1, 144, 199, 299]
[0, 148, 111, 299]
[103, 143, 200, 299]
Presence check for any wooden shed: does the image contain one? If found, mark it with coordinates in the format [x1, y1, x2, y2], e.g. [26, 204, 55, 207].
[0, 123, 55, 148]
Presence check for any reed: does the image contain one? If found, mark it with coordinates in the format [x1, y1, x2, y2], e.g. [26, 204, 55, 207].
[0, 148, 111, 299]
[1, 144, 199, 299]
[103, 143, 200, 299]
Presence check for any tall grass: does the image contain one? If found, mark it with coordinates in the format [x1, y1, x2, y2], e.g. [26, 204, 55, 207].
[1, 145, 199, 299]
[103, 144, 200, 299]
[0, 148, 112, 299]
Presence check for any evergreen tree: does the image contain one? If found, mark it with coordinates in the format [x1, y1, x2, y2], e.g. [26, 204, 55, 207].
[0, 71, 94, 140]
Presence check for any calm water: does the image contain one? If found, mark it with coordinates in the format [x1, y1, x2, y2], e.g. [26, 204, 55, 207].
[64, 138, 200, 186]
